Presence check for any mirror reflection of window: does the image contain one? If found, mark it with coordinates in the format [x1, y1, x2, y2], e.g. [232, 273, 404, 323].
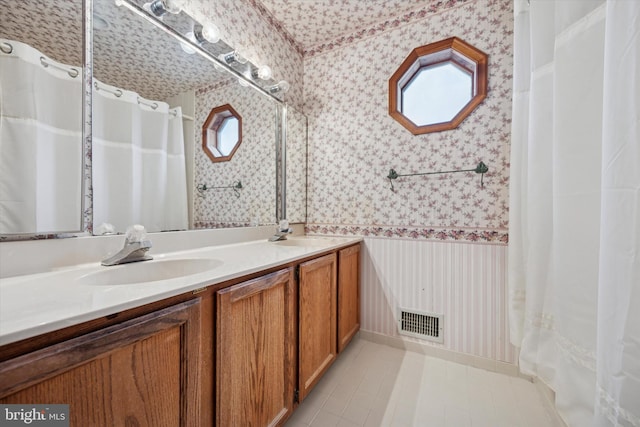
[202, 104, 242, 163]
[218, 116, 239, 156]
[402, 62, 472, 126]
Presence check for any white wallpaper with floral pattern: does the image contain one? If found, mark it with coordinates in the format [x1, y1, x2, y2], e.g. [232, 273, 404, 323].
[194, 82, 278, 228]
[303, 0, 513, 243]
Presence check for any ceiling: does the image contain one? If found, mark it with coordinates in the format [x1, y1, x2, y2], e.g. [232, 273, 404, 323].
[255, 0, 440, 51]
[92, 0, 234, 101]
[1, 0, 455, 102]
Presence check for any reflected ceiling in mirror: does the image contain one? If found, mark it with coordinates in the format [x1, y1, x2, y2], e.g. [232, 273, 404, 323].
[94, 0, 282, 100]
[93, 0, 230, 100]
[389, 37, 487, 135]
[0, 0, 83, 66]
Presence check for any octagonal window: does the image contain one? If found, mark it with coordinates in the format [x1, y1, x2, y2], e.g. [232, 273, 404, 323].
[202, 104, 242, 162]
[389, 37, 487, 135]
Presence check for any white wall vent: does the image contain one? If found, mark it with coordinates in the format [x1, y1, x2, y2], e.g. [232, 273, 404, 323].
[398, 308, 444, 343]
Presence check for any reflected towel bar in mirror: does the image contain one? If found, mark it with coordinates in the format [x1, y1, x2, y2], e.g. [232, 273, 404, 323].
[196, 181, 243, 198]
[386, 161, 488, 192]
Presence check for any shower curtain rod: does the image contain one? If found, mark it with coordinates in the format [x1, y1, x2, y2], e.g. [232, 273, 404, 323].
[94, 81, 178, 116]
[40, 56, 79, 78]
[137, 97, 158, 110]
[94, 81, 122, 98]
[2, 40, 79, 78]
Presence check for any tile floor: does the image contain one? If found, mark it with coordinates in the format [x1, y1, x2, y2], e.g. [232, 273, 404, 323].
[285, 336, 560, 427]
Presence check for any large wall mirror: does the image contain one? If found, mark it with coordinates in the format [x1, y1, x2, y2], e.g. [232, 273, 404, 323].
[0, 0, 307, 239]
[0, 0, 86, 236]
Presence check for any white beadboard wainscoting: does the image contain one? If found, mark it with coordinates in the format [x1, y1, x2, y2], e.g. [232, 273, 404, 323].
[361, 237, 517, 365]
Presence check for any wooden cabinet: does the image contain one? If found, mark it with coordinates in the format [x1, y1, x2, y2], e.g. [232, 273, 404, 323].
[298, 253, 337, 402]
[0, 299, 201, 427]
[337, 244, 360, 353]
[0, 242, 361, 427]
[216, 268, 296, 427]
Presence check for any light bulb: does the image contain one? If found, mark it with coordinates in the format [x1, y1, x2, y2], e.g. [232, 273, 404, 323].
[163, 0, 182, 14]
[257, 65, 272, 80]
[221, 50, 248, 65]
[143, 0, 175, 19]
[234, 51, 248, 64]
[180, 32, 197, 54]
[201, 24, 220, 43]
[270, 80, 290, 93]
[268, 80, 290, 94]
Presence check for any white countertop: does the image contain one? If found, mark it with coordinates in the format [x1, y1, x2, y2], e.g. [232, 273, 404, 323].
[0, 236, 361, 346]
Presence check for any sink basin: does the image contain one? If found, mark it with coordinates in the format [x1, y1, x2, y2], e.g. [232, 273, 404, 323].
[77, 258, 224, 286]
[274, 238, 339, 247]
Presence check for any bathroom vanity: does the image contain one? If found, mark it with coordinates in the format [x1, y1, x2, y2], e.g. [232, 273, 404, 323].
[0, 237, 361, 426]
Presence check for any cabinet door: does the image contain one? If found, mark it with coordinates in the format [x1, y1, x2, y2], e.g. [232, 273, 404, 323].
[0, 299, 201, 427]
[338, 244, 360, 353]
[216, 268, 296, 427]
[298, 253, 337, 402]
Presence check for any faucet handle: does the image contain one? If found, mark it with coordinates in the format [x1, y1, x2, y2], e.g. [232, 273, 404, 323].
[125, 224, 148, 243]
[278, 219, 290, 232]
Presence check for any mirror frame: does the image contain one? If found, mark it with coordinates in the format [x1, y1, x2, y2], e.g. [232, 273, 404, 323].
[202, 104, 243, 163]
[388, 37, 487, 135]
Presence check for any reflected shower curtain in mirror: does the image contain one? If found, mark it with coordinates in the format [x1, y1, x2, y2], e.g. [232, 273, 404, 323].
[0, 39, 82, 234]
[508, 0, 640, 426]
[92, 80, 188, 233]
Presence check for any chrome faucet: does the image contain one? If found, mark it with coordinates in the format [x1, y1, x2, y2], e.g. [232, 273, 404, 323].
[268, 220, 293, 242]
[268, 229, 292, 242]
[101, 225, 153, 266]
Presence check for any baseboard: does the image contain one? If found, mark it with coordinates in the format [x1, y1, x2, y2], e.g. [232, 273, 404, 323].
[532, 377, 570, 427]
[359, 329, 525, 378]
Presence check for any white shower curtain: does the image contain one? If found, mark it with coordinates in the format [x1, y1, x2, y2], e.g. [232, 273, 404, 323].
[0, 39, 83, 234]
[92, 80, 188, 233]
[508, 1, 640, 426]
